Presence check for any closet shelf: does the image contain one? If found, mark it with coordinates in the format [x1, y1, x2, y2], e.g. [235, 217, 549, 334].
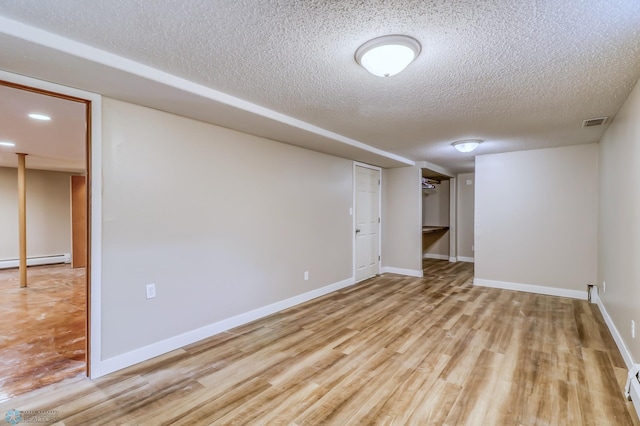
[422, 226, 449, 234]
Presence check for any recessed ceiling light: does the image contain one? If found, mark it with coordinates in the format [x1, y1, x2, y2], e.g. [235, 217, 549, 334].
[355, 35, 421, 78]
[452, 139, 482, 153]
[28, 113, 51, 121]
[0, 141, 16, 147]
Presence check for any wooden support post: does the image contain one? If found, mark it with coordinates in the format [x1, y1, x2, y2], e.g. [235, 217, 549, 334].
[17, 153, 27, 288]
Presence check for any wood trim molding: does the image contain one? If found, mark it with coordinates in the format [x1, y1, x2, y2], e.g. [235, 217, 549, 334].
[0, 79, 89, 104]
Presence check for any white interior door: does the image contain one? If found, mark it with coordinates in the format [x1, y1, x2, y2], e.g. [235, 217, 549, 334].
[355, 165, 380, 282]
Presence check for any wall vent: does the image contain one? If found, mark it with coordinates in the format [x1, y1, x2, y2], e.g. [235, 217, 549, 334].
[582, 117, 608, 127]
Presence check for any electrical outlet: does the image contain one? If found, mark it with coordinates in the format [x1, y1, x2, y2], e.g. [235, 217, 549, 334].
[304, 271, 309, 281]
[632, 320, 636, 339]
[471, 245, 474, 252]
[603, 281, 606, 293]
[146, 283, 156, 299]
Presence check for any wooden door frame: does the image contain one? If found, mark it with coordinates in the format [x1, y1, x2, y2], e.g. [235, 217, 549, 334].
[353, 162, 382, 282]
[0, 70, 103, 378]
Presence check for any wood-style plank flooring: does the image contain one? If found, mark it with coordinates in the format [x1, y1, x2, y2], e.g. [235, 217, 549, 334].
[0, 264, 86, 402]
[0, 259, 636, 425]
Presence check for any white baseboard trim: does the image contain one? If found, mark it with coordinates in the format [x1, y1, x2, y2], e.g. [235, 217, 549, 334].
[592, 292, 640, 418]
[457, 256, 475, 263]
[96, 276, 356, 377]
[592, 292, 634, 370]
[0, 253, 71, 269]
[423, 253, 449, 260]
[448, 256, 457, 263]
[473, 278, 587, 300]
[380, 267, 423, 278]
[630, 375, 640, 421]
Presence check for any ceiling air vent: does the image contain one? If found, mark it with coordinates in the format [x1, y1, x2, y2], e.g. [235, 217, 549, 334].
[582, 117, 608, 127]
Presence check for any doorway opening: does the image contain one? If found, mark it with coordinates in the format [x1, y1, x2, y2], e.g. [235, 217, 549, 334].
[0, 80, 92, 400]
[421, 168, 452, 269]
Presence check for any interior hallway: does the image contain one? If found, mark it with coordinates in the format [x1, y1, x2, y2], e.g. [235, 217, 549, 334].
[0, 259, 635, 424]
[0, 264, 86, 402]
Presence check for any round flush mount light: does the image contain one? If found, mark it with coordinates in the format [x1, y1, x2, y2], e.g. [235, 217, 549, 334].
[28, 113, 51, 121]
[452, 139, 482, 153]
[355, 35, 421, 77]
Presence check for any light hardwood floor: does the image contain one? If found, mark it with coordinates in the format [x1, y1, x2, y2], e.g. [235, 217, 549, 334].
[0, 259, 636, 425]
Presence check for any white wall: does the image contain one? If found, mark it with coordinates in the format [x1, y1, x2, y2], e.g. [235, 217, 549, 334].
[382, 166, 422, 275]
[475, 144, 598, 293]
[456, 173, 475, 260]
[101, 98, 353, 359]
[0, 166, 72, 260]
[598, 78, 640, 362]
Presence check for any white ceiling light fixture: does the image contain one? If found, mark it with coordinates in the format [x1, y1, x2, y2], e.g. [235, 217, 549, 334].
[452, 139, 482, 153]
[0, 141, 16, 147]
[355, 35, 421, 78]
[28, 113, 51, 121]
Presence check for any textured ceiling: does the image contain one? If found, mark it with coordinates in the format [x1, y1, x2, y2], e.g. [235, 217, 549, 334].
[0, 0, 639, 172]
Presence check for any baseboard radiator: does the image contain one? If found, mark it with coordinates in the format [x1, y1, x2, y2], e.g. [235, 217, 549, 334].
[0, 253, 71, 270]
[625, 365, 640, 420]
